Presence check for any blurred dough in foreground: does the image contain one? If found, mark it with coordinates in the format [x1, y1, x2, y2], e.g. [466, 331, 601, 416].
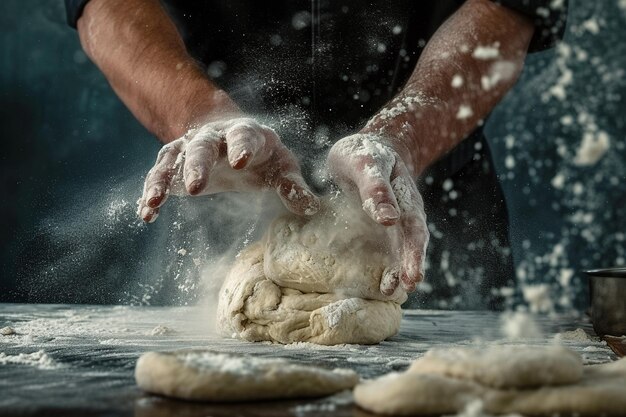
[135, 350, 358, 401]
[355, 345, 626, 416]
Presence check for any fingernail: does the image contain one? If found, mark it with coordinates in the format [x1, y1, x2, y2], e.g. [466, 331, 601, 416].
[375, 203, 399, 223]
[147, 187, 162, 207]
[231, 150, 250, 168]
[140, 206, 151, 220]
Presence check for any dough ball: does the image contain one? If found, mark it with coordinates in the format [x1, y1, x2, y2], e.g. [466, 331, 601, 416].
[135, 350, 359, 401]
[217, 199, 406, 345]
[409, 345, 583, 388]
[264, 203, 407, 304]
[217, 242, 402, 344]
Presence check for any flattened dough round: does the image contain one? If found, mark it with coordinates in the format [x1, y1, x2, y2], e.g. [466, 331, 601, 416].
[217, 200, 406, 345]
[354, 347, 626, 416]
[409, 345, 583, 388]
[135, 350, 359, 401]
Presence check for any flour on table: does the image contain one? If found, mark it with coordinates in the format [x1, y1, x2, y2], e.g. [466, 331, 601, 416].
[217, 197, 405, 345]
[354, 346, 626, 416]
[149, 325, 177, 336]
[135, 349, 359, 401]
[0, 326, 15, 336]
[0, 350, 58, 370]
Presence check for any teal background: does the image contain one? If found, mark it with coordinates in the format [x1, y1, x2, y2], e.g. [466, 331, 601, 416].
[1, 1, 624, 309]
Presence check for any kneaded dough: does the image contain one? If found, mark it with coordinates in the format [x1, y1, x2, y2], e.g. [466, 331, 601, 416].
[135, 350, 359, 401]
[217, 199, 406, 345]
[354, 346, 626, 416]
[409, 345, 583, 388]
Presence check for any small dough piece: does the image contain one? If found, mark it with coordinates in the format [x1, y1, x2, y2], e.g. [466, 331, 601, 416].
[354, 348, 626, 416]
[135, 350, 359, 401]
[217, 199, 405, 345]
[409, 345, 583, 388]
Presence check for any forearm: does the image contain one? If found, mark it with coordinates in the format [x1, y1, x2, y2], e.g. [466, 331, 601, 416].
[363, 0, 534, 176]
[77, 0, 240, 142]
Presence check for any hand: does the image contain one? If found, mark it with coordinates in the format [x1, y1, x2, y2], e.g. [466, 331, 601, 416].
[137, 117, 320, 222]
[327, 133, 429, 295]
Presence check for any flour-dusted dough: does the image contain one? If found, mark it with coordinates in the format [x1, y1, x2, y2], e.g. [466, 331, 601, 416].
[409, 345, 583, 388]
[135, 350, 359, 401]
[217, 199, 406, 345]
[354, 347, 626, 416]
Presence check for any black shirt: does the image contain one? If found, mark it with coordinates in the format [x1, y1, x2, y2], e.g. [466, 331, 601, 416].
[65, 0, 567, 172]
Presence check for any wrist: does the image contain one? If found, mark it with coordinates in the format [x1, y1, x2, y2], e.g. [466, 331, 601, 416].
[160, 64, 242, 141]
[360, 120, 421, 178]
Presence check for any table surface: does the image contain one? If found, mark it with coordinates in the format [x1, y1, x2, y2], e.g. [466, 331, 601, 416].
[0, 303, 616, 417]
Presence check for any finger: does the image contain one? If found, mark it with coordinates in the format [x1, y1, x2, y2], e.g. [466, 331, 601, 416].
[356, 174, 401, 226]
[391, 170, 429, 293]
[223, 120, 265, 169]
[136, 198, 160, 224]
[331, 136, 401, 225]
[380, 267, 400, 296]
[183, 128, 221, 195]
[141, 139, 186, 210]
[275, 173, 320, 216]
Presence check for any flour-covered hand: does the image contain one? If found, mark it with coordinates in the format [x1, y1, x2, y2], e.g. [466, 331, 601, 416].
[138, 118, 319, 222]
[327, 134, 429, 294]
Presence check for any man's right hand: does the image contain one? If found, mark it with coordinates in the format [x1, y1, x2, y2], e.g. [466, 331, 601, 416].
[137, 118, 320, 223]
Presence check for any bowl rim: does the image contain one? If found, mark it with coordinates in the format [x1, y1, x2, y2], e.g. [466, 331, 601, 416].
[584, 267, 626, 278]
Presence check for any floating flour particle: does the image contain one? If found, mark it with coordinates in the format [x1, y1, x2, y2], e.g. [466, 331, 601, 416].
[500, 311, 543, 340]
[0, 326, 15, 336]
[573, 131, 610, 166]
[0, 350, 59, 369]
[554, 328, 595, 343]
[451, 74, 464, 88]
[522, 284, 554, 314]
[581, 18, 600, 35]
[456, 105, 474, 120]
[472, 44, 500, 60]
[551, 173, 566, 189]
[149, 325, 177, 336]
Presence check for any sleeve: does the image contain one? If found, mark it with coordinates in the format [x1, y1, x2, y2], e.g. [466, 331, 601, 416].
[492, 0, 569, 52]
[65, 0, 92, 28]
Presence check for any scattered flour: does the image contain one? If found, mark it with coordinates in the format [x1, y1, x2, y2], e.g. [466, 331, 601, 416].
[320, 298, 364, 329]
[1, 326, 15, 336]
[573, 130, 610, 166]
[444, 400, 523, 417]
[472, 44, 500, 60]
[451, 74, 464, 88]
[521, 284, 554, 314]
[554, 328, 595, 343]
[149, 325, 177, 336]
[0, 350, 59, 369]
[291, 390, 353, 416]
[500, 311, 543, 340]
[456, 105, 474, 120]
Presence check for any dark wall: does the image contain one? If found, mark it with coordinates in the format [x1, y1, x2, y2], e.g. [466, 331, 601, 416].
[1, 1, 625, 309]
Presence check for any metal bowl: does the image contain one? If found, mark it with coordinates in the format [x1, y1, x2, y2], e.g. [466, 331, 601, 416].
[585, 267, 626, 337]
